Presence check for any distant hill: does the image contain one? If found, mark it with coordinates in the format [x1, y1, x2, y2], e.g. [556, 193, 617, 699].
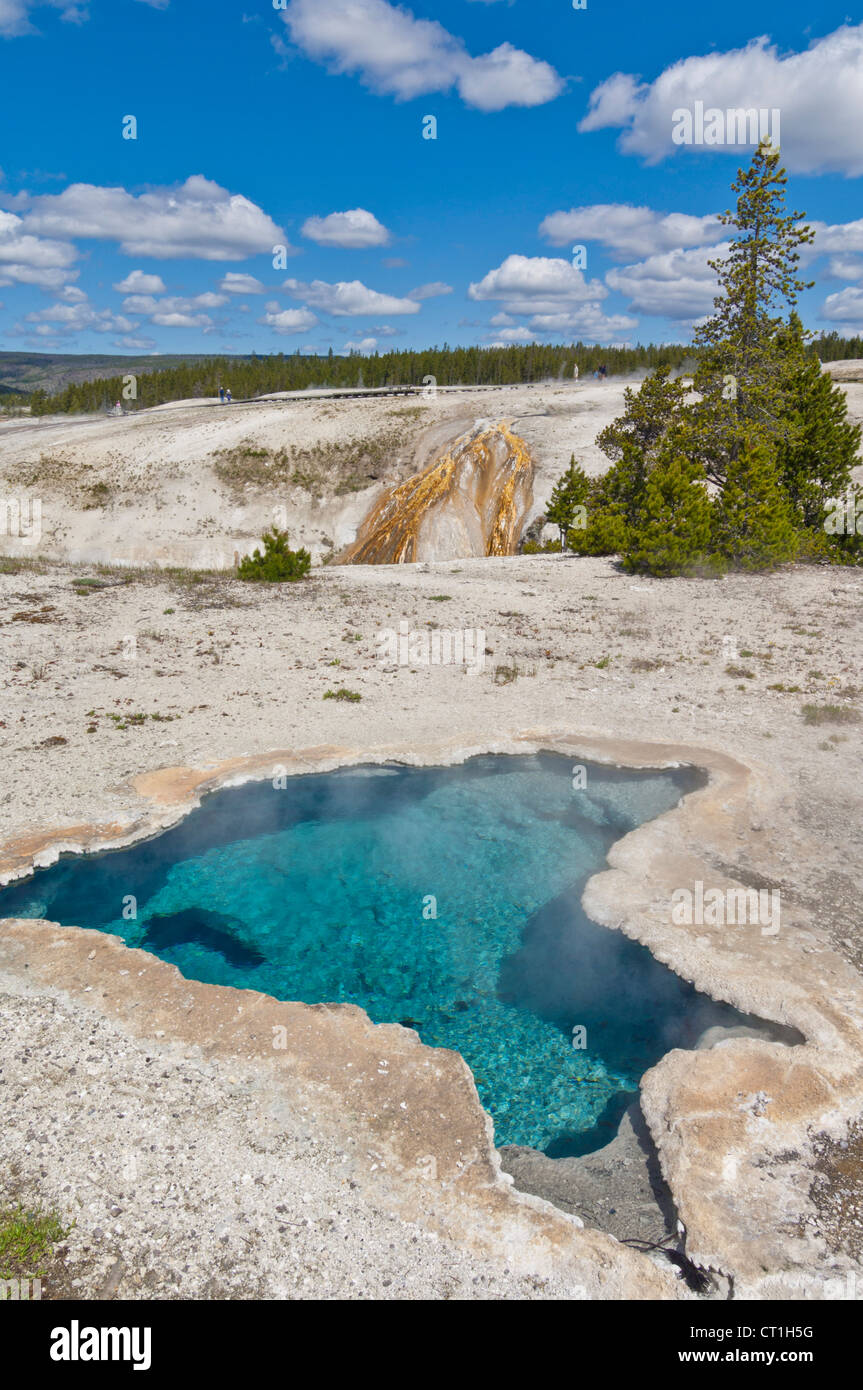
[0, 350, 229, 396]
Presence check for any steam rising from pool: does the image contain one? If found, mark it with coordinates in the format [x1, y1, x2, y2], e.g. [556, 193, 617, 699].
[0, 753, 763, 1154]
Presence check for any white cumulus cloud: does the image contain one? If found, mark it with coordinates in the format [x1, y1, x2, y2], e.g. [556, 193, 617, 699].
[281, 0, 563, 112]
[121, 292, 226, 313]
[117, 291, 227, 334]
[408, 281, 453, 299]
[150, 311, 213, 329]
[604, 243, 728, 321]
[809, 219, 863, 257]
[113, 269, 167, 294]
[0, 207, 77, 288]
[260, 307, 319, 334]
[218, 272, 267, 294]
[301, 208, 391, 247]
[282, 276, 420, 316]
[525, 306, 638, 341]
[22, 176, 286, 259]
[539, 204, 725, 258]
[826, 257, 863, 282]
[469, 253, 638, 341]
[468, 254, 607, 313]
[489, 327, 538, 343]
[578, 24, 863, 175]
[821, 287, 863, 331]
[22, 296, 134, 335]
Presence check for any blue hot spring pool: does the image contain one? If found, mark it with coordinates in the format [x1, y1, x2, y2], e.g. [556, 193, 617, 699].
[0, 753, 759, 1155]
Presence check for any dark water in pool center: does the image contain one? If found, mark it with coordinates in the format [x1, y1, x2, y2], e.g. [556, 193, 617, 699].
[0, 753, 761, 1154]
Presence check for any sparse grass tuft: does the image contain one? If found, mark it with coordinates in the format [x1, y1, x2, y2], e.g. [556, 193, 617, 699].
[0, 1204, 71, 1280]
[0, 556, 49, 575]
[631, 656, 662, 671]
[801, 703, 861, 726]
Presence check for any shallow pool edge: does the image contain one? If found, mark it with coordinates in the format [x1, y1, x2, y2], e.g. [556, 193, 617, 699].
[2, 728, 863, 1299]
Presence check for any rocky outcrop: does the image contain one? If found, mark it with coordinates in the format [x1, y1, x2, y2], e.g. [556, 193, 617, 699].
[340, 420, 534, 564]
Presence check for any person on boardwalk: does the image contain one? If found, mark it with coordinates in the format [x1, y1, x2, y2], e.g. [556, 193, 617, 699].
[225, 388, 232, 403]
[218, 386, 225, 404]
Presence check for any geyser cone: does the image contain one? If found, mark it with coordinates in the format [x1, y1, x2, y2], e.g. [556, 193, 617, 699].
[340, 419, 534, 564]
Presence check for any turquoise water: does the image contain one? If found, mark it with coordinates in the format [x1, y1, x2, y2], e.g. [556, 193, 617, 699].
[0, 753, 755, 1154]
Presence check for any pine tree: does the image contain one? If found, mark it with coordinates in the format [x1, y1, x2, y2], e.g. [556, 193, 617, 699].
[710, 436, 798, 571]
[569, 441, 646, 556]
[595, 364, 687, 465]
[772, 315, 862, 531]
[546, 455, 591, 547]
[692, 140, 815, 484]
[623, 452, 713, 577]
[568, 503, 630, 557]
[567, 366, 687, 556]
[802, 490, 863, 564]
[238, 528, 311, 582]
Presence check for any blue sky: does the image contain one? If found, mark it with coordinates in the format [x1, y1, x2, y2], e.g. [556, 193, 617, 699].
[1, 0, 862, 356]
